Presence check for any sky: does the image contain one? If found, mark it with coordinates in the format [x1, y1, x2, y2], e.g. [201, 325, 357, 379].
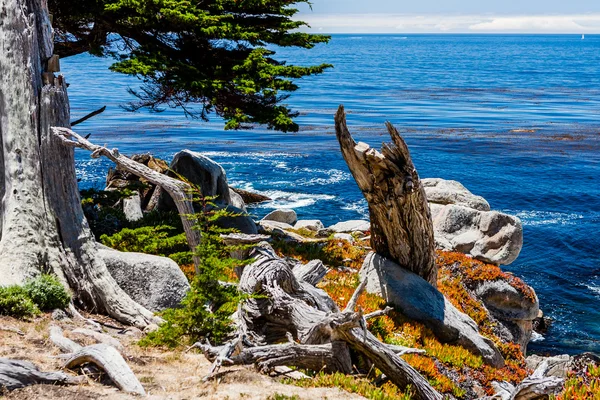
[296, 0, 600, 33]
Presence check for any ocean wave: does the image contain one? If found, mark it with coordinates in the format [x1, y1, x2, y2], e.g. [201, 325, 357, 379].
[201, 151, 304, 159]
[530, 331, 545, 342]
[586, 284, 600, 297]
[342, 201, 369, 218]
[507, 210, 585, 226]
[255, 190, 336, 209]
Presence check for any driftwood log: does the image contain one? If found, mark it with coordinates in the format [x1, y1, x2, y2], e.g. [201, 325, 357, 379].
[0, 358, 83, 391]
[48, 325, 145, 395]
[197, 244, 443, 400]
[334, 105, 437, 286]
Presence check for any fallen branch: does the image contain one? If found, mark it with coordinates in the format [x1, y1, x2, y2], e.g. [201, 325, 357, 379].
[64, 343, 145, 396]
[49, 325, 82, 353]
[52, 126, 201, 270]
[70, 105, 106, 127]
[0, 358, 83, 391]
[0, 326, 25, 336]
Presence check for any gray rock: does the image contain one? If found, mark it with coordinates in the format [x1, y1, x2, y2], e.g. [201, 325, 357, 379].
[259, 220, 294, 232]
[328, 220, 370, 233]
[360, 252, 504, 367]
[262, 209, 297, 225]
[229, 188, 247, 212]
[294, 220, 324, 232]
[474, 280, 539, 349]
[99, 245, 190, 312]
[422, 178, 491, 211]
[333, 233, 355, 243]
[122, 194, 143, 222]
[433, 204, 523, 265]
[159, 149, 231, 210]
[526, 354, 572, 379]
[51, 309, 70, 321]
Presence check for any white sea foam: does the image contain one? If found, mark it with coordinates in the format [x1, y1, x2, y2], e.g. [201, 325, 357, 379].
[342, 201, 369, 219]
[530, 331, 545, 342]
[507, 210, 584, 226]
[201, 151, 304, 159]
[586, 284, 600, 297]
[256, 189, 335, 209]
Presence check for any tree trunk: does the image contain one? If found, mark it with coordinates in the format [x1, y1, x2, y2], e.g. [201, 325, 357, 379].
[0, 0, 156, 328]
[334, 105, 438, 286]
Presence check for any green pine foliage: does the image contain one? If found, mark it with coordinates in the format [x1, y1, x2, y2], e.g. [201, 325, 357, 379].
[140, 190, 252, 348]
[23, 274, 71, 311]
[100, 225, 189, 256]
[49, 0, 332, 131]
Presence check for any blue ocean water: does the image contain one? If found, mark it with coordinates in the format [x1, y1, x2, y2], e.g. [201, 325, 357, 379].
[63, 34, 600, 356]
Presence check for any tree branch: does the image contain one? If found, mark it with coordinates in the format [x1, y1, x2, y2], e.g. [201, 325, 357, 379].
[70, 106, 106, 127]
[52, 126, 201, 270]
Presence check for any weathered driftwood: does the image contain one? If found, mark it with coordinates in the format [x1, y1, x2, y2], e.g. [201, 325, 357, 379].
[0, 0, 157, 329]
[0, 326, 25, 336]
[293, 260, 329, 287]
[49, 325, 143, 395]
[511, 360, 564, 400]
[49, 325, 82, 353]
[334, 105, 437, 286]
[72, 328, 124, 352]
[212, 244, 443, 400]
[52, 126, 201, 271]
[64, 344, 145, 396]
[0, 358, 82, 391]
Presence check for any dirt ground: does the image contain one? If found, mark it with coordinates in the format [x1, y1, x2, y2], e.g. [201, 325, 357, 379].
[0, 315, 363, 400]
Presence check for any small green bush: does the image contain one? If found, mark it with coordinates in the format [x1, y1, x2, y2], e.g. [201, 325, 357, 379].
[0, 285, 40, 318]
[23, 274, 71, 311]
[139, 191, 251, 348]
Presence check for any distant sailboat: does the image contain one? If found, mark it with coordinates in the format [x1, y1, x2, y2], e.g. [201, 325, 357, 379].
[582, 34, 585, 40]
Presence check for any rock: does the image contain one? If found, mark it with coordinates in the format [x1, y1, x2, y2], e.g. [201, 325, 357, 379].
[526, 355, 572, 379]
[422, 178, 491, 211]
[99, 245, 190, 312]
[259, 220, 294, 232]
[51, 309, 70, 321]
[122, 194, 143, 222]
[473, 280, 539, 349]
[229, 188, 247, 212]
[231, 187, 271, 204]
[360, 252, 504, 367]
[262, 209, 297, 225]
[433, 204, 523, 265]
[294, 220, 325, 232]
[159, 149, 231, 210]
[532, 309, 551, 334]
[333, 233, 355, 243]
[328, 220, 370, 233]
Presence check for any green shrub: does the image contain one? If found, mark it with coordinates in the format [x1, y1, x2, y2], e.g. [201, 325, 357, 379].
[23, 274, 71, 311]
[100, 225, 189, 257]
[0, 285, 40, 318]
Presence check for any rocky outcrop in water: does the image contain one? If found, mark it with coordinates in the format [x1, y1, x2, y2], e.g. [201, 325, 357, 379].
[262, 209, 298, 225]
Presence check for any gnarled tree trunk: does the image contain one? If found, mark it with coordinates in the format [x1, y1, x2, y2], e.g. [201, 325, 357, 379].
[0, 0, 156, 328]
[334, 105, 437, 286]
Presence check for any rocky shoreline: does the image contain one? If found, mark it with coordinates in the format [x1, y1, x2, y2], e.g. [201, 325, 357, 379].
[93, 148, 597, 398]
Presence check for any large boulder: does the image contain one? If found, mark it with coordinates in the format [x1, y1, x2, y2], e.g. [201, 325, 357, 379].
[230, 187, 271, 204]
[228, 188, 247, 212]
[422, 178, 490, 211]
[433, 204, 523, 265]
[360, 252, 504, 368]
[262, 209, 297, 225]
[473, 280, 539, 349]
[328, 220, 370, 233]
[159, 150, 231, 209]
[99, 245, 190, 312]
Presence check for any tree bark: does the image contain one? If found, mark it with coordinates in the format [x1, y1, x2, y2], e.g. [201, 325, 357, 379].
[0, 0, 157, 328]
[334, 105, 437, 286]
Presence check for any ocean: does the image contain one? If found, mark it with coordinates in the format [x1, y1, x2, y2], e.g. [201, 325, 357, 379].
[62, 34, 600, 356]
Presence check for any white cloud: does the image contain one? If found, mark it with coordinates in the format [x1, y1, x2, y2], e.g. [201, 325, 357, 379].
[298, 13, 600, 33]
